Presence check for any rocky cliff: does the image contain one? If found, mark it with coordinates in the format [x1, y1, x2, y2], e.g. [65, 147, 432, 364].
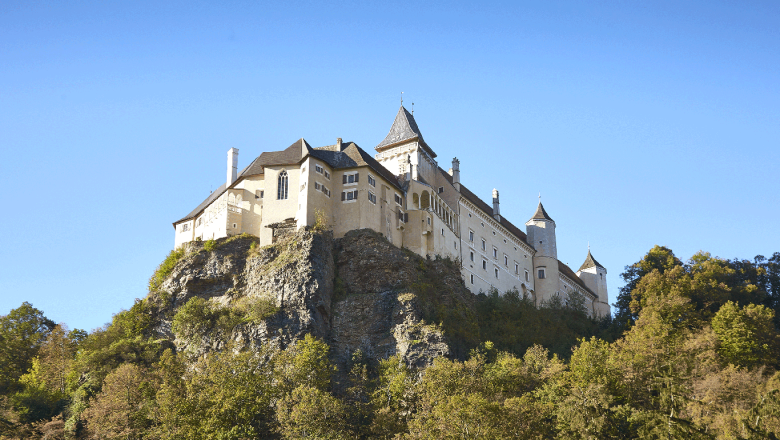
[146, 228, 478, 373]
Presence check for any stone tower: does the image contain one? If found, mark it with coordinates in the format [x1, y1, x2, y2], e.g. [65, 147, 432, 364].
[526, 202, 559, 304]
[577, 249, 611, 317]
[374, 105, 438, 183]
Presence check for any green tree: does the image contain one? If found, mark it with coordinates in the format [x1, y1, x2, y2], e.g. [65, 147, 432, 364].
[276, 385, 352, 439]
[80, 363, 156, 440]
[711, 301, 780, 368]
[613, 245, 682, 325]
[0, 302, 56, 394]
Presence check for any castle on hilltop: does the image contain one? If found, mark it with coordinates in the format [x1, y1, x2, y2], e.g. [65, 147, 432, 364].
[173, 106, 611, 317]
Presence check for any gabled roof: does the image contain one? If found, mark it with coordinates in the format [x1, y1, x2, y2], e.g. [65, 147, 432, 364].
[558, 260, 597, 299]
[238, 138, 312, 178]
[437, 167, 530, 246]
[174, 139, 401, 226]
[529, 202, 554, 222]
[578, 250, 606, 273]
[376, 105, 436, 158]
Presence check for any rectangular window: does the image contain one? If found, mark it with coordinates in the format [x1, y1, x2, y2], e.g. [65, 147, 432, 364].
[315, 164, 323, 174]
[368, 191, 377, 204]
[493, 247, 497, 259]
[469, 230, 474, 242]
[181, 223, 190, 232]
[342, 172, 359, 184]
[504, 255, 508, 266]
[538, 268, 546, 279]
[259, 190, 264, 199]
[324, 170, 330, 179]
[427, 217, 431, 225]
[441, 228, 444, 236]
[481, 239, 486, 251]
[322, 186, 331, 197]
[495, 268, 499, 279]
[398, 211, 407, 223]
[368, 174, 376, 187]
[482, 260, 487, 270]
[341, 189, 359, 202]
[454, 241, 457, 249]
[394, 194, 403, 205]
[525, 270, 529, 282]
[438, 187, 444, 194]
[470, 251, 474, 262]
[315, 182, 321, 190]
[470, 274, 474, 284]
[515, 263, 518, 274]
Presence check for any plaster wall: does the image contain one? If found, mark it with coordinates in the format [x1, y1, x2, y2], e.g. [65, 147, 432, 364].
[459, 200, 536, 296]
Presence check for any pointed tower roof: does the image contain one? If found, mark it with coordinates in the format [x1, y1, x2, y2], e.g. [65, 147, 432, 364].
[529, 202, 554, 222]
[578, 250, 606, 272]
[376, 105, 436, 158]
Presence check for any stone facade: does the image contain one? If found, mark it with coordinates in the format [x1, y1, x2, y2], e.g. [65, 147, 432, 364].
[173, 106, 611, 317]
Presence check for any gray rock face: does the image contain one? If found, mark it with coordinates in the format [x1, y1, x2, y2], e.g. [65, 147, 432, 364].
[151, 228, 471, 369]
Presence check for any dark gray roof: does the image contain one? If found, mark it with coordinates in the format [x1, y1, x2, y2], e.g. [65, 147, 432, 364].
[530, 202, 554, 222]
[174, 139, 401, 226]
[312, 142, 403, 190]
[559, 260, 597, 298]
[438, 167, 530, 245]
[238, 138, 312, 178]
[578, 250, 606, 272]
[376, 105, 436, 158]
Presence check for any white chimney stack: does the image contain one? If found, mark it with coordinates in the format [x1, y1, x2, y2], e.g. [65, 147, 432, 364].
[227, 148, 239, 188]
[452, 157, 460, 191]
[492, 188, 500, 221]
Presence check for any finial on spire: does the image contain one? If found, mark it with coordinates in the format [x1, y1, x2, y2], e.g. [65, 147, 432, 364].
[538, 192, 541, 202]
[588, 241, 590, 251]
[401, 91, 403, 105]
[412, 102, 414, 115]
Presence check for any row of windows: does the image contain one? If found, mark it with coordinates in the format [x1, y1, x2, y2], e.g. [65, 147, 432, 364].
[469, 250, 531, 282]
[314, 182, 331, 197]
[314, 164, 331, 179]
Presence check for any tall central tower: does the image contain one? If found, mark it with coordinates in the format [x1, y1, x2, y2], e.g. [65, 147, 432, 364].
[526, 202, 559, 304]
[374, 105, 437, 183]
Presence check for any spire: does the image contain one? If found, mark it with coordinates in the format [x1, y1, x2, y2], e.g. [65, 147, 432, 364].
[376, 105, 436, 158]
[578, 249, 606, 272]
[529, 201, 554, 222]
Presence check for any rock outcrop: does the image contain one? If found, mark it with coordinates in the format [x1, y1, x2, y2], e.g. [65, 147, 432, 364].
[148, 228, 476, 371]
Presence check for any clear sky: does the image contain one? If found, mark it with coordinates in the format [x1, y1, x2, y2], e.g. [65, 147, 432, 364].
[1, 1, 778, 332]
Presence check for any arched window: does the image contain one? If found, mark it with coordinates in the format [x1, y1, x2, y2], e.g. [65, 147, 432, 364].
[277, 170, 288, 200]
[421, 191, 430, 209]
[413, 193, 420, 209]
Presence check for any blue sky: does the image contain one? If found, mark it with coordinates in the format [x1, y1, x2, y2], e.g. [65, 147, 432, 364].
[1, 1, 778, 331]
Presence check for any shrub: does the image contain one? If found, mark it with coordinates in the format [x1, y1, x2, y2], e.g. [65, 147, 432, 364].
[203, 239, 216, 252]
[148, 247, 186, 292]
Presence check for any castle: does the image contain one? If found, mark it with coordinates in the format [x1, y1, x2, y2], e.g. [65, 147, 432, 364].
[173, 106, 611, 317]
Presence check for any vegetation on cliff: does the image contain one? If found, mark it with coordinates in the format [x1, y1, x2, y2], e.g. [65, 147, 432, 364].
[2, 231, 780, 439]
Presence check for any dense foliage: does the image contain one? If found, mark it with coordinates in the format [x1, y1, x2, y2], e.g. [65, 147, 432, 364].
[2, 246, 780, 439]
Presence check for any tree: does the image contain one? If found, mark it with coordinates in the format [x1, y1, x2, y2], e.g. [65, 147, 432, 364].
[711, 301, 780, 369]
[80, 363, 156, 440]
[0, 302, 55, 394]
[613, 245, 682, 325]
[276, 385, 352, 439]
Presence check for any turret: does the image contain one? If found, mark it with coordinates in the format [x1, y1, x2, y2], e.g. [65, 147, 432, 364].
[452, 157, 461, 191]
[577, 248, 610, 317]
[227, 148, 239, 187]
[492, 189, 500, 221]
[526, 201, 558, 305]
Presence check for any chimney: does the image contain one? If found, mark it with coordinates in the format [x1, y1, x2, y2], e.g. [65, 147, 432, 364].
[452, 157, 461, 191]
[227, 148, 239, 188]
[492, 188, 500, 221]
[336, 138, 342, 150]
